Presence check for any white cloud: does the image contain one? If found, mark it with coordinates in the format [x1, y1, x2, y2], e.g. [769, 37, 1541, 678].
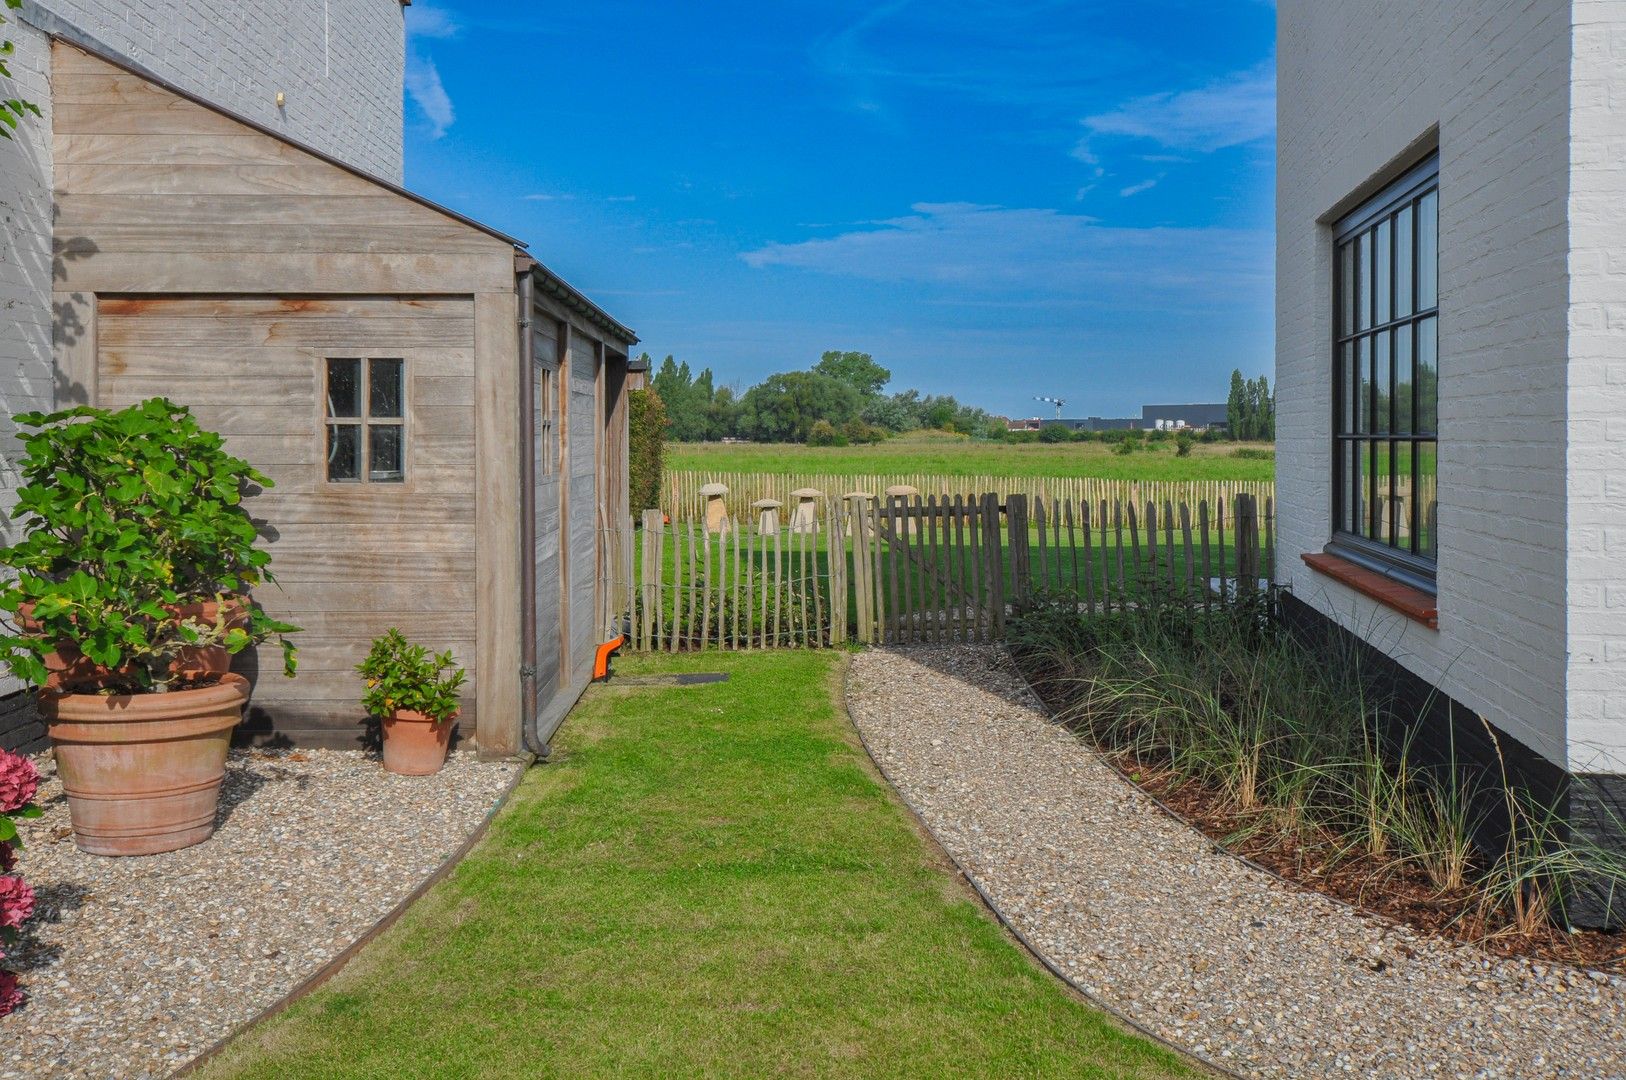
[524, 193, 575, 202]
[405, 50, 455, 139]
[1081, 62, 1275, 153]
[406, 4, 460, 40]
[740, 202, 1269, 310]
[1119, 177, 1160, 198]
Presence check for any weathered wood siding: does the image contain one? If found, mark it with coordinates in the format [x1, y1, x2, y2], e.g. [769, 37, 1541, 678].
[52, 42, 525, 752]
[532, 317, 564, 713]
[95, 297, 479, 744]
[566, 332, 602, 686]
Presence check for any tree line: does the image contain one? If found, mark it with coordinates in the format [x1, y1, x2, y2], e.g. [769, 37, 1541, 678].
[1226, 369, 1276, 441]
[647, 350, 1003, 444]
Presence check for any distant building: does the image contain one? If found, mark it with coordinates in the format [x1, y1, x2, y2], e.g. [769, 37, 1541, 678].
[1006, 403, 1228, 433]
[1006, 416, 1141, 433]
[1142, 403, 1229, 430]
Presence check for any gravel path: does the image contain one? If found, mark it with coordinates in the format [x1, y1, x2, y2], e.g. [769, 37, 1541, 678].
[0, 748, 521, 1080]
[847, 645, 1626, 1080]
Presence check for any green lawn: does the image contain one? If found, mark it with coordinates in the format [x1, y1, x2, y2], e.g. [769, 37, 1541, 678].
[199, 652, 1196, 1080]
[667, 433, 1275, 483]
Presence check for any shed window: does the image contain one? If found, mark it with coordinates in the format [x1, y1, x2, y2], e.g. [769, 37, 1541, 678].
[1332, 154, 1438, 587]
[535, 360, 555, 477]
[326, 357, 405, 483]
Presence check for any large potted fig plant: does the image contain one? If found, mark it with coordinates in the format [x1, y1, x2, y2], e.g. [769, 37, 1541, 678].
[0, 399, 298, 856]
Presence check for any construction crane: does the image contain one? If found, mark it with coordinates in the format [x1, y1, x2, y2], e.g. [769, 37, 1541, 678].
[1034, 395, 1067, 420]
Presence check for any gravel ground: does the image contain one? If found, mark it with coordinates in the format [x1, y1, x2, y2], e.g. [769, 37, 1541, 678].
[0, 748, 521, 1080]
[847, 645, 1626, 1080]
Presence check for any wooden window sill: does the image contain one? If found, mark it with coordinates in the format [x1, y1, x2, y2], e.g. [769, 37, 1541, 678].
[1301, 552, 1438, 629]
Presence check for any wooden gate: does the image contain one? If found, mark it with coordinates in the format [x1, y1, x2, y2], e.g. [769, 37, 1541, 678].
[869, 494, 1003, 645]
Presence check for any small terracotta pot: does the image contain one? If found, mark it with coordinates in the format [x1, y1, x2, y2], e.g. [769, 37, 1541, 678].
[380, 709, 456, 776]
[41, 673, 249, 856]
[18, 596, 250, 690]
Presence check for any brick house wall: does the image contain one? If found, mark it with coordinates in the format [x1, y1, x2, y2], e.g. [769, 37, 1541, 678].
[29, 0, 405, 181]
[1276, 0, 1575, 768]
[1566, 2, 1626, 778]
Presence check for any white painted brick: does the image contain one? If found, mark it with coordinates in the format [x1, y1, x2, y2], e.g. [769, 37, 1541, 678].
[1277, 0, 1579, 771]
[32, 0, 404, 183]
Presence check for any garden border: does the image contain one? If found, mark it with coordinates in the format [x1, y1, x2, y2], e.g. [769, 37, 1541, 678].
[1000, 636, 1625, 978]
[169, 753, 534, 1079]
[836, 652, 1237, 1080]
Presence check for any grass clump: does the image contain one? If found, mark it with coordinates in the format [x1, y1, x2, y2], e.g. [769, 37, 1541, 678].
[1008, 591, 1626, 949]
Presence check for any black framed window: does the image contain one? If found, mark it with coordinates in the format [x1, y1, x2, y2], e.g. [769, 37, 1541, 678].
[326, 357, 406, 483]
[1332, 154, 1438, 586]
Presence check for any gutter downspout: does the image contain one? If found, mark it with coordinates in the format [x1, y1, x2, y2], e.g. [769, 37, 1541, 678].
[517, 259, 541, 753]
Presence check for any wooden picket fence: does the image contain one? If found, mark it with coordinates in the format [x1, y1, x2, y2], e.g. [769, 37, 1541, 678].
[629, 492, 1273, 652]
[664, 469, 1273, 526]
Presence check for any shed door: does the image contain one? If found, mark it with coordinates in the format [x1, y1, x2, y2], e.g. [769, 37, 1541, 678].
[564, 332, 603, 683]
[531, 318, 563, 718]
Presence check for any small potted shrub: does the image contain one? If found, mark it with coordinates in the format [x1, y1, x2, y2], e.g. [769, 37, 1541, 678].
[359, 630, 466, 776]
[0, 399, 299, 856]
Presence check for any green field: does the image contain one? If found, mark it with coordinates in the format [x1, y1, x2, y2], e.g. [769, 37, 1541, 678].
[667, 432, 1276, 483]
[200, 652, 1192, 1080]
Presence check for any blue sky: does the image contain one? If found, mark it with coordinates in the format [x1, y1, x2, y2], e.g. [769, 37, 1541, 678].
[402, 2, 1276, 419]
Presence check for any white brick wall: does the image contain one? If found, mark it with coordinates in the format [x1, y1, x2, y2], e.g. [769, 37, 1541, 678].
[1277, 1, 1577, 767]
[31, 0, 405, 182]
[0, 17, 53, 548]
[0, 19, 52, 696]
[1567, 1, 1626, 774]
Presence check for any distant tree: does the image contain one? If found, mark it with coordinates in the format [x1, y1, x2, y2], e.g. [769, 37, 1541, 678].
[1038, 423, 1071, 444]
[1226, 369, 1248, 441]
[736, 371, 862, 443]
[1253, 375, 1276, 441]
[1174, 430, 1195, 457]
[807, 419, 841, 447]
[814, 350, 891, 398]
[0, 1, 41, 143]
[860, 392, 917, 433]
[651, 355, 727, 441]
[841, 419, 887, 445]
[704, 384, 741, 442]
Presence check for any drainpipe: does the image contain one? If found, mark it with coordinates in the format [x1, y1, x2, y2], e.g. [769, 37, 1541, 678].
[517, 259, 540, 752]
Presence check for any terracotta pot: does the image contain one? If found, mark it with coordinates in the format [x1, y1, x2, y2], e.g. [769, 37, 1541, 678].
[41, 673, 249, 856]
[18, 596, 250, 690]
[380, 709, 456, 776]
[169, 596, 252, 680]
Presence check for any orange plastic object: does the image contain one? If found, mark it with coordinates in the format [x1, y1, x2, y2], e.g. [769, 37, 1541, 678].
[594, 636, 624, 681]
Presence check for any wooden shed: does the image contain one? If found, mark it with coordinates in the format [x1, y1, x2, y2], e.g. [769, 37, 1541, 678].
[49, 40, 637, 756]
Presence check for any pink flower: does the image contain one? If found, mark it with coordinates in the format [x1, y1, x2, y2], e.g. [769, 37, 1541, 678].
[0, 969, 21, 1017]
[0, 877, 34, 932]
[0, 752, 38, 814]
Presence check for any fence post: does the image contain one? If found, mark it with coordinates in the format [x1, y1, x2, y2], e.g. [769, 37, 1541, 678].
[1237, 493, 1260, 592]
[983, 493, 1006, 639]
[1006, 494, 1029, 609]
[641, 510, 663, 650]
[848, 494, 872, 644]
